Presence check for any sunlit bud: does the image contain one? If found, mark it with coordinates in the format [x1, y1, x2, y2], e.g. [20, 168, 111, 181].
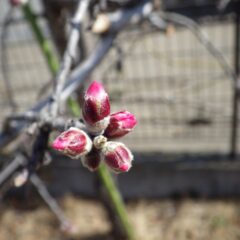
[102, 142, 133, 173]
[104, 111, 137, 139]
[10, 0, 28, 6]
[92, 14, 111, 34]
[82, 81, 110, 126]
[93, 135, 107, 149]
[52, 127, 92, 159]
[81, 148, 102, 172]
[14, 169, 28, 187]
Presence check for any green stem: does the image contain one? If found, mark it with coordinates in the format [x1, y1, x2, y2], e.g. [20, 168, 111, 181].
[97, 164, 135, 240]
[22, 4, 134, 239]
[22, 3, 59, 75]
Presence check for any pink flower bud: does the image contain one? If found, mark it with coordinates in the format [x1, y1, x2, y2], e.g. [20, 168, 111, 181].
[82, 81, 110, 129]
[81, 148, 101, 171]
[52, 127, 92, 159]
[10, 0, 28, 6]
[104, 111, 137, 139]
[102, 142, 133, 173]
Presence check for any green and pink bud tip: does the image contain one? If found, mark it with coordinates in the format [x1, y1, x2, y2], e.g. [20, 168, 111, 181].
[52, 127, 92, 159]
[82, 81, 110, 134]
[104, 111, 137, 139]
[102, 142, 133, 173]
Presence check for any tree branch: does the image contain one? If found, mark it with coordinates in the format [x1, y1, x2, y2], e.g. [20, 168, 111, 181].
[50, 0, 91, 117]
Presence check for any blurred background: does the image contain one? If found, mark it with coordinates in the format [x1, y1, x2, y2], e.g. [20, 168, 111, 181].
[1, 0, 240, 239]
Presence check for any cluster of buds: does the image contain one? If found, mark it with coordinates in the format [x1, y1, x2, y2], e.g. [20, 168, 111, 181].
[52, 81, 137, 173]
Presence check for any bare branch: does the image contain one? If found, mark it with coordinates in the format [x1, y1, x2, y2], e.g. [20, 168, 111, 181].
[50, 0, 91, 117]
[30, 173, 72, 229]
[0, 155, 25, 186]
[157, 12, 236, 83]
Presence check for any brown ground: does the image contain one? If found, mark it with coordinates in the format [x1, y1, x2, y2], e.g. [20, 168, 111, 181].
[1, 195, 240, 240]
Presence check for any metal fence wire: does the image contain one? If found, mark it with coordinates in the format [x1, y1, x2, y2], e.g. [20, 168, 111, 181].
[0, 1, 52, 117]
[0, 1, 239, 157]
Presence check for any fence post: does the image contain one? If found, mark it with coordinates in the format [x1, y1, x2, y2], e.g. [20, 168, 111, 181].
[230, 13, 240, 158]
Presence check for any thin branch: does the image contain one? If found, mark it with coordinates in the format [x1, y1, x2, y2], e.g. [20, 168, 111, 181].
[6, 112, 40, 122]
[0, 155, 25, 186]
[157, 12, 236, 83]
[50, 0, 91, 117]
[217, 0, 232, 11]
[30, 173, 72, 229]
[0, 6, 18, 111]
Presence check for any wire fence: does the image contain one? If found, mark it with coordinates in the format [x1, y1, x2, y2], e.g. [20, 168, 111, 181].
[0, 0, 52, 117]
[98, 14, 236, 155]
[0, 1, 239, 156]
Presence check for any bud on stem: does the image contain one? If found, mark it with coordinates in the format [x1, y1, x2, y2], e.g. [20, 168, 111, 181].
[104, 111, 137, 139]
[102, 142, 133, 173]
[93, 135, 107, 149]
[82, 81, 110, 133]
[10, 0, 28, 6]
[81, 148, 102, 171]
[52, 127, 92, 159]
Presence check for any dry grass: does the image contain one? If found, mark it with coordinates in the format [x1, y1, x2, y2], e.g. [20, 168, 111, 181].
[1, 196, 240, 240]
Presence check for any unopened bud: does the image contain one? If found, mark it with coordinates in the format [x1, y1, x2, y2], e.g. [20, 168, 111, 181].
[52, 127, 92, 159]
[14, 169, 28, 187]
[81, 148, 101, 171]
[102, 142, 133, 173]
[82, 81, 110, 132]
[10, 0, 28, 6]
[93, 135, 107, 149]
[92, 14, 111, 34]
[104, 111, 137, 139]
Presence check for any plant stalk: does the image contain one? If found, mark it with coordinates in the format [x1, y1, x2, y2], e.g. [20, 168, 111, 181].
[22, 2, 59, 75]
[97, 164, 135, 240]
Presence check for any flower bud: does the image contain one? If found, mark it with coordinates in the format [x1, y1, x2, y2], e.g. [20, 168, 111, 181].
[10, 0, 28, 6]
[92, 14, 111, 34]
[102, 142, 133, 173]
[93, 135, 107, 149]
[81, 148, 101, 171]
[104, 111, 137, 139]
[14, 169, 28, 187]
[82, 81, 110, 131]
[52, 127, 92, 159]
